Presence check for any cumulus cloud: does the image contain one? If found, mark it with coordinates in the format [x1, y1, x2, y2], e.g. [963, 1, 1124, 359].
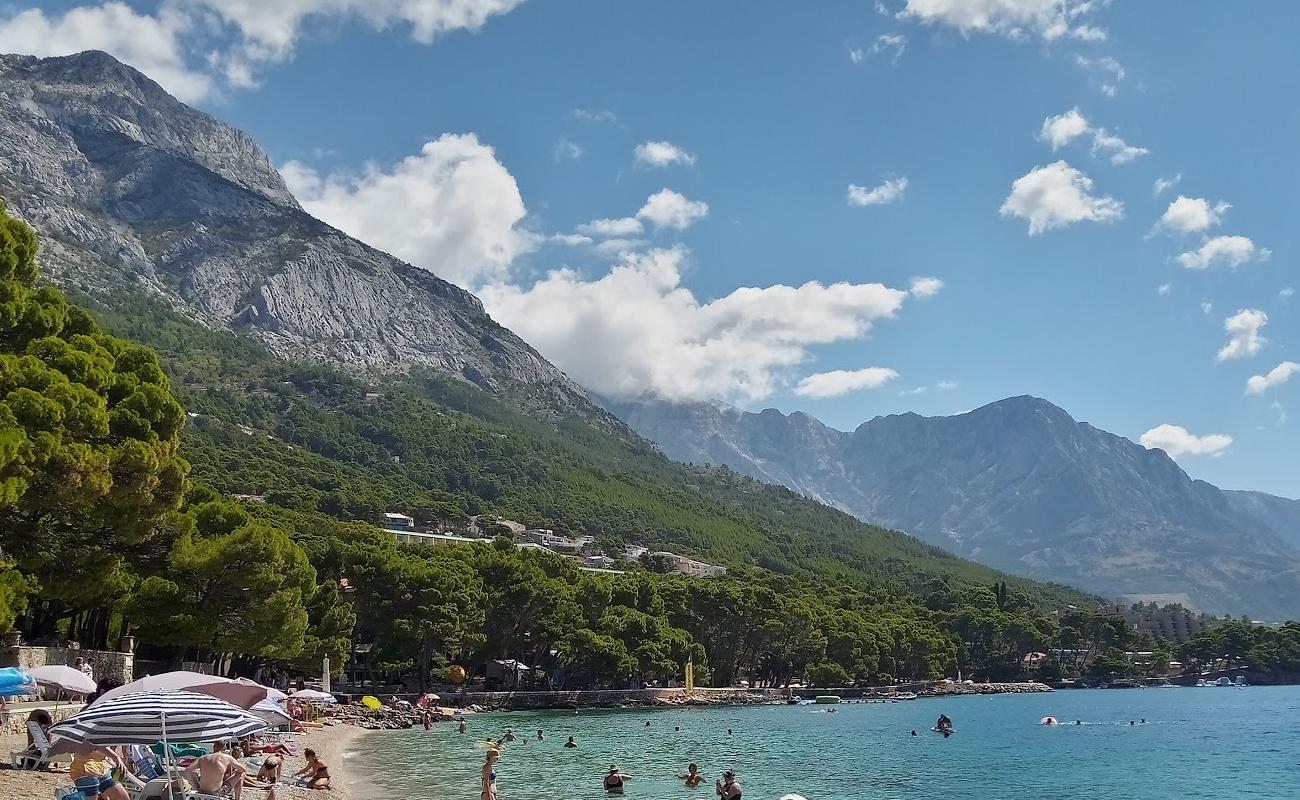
[0, 0, 525, 100]
[1153, 173, 1182, 196]
[898, 0, 1106, 41]
[847, 177, 909, 206]
[0, 2, 212, 101]
[636, 189, 709, 230]
[1139, 424, 1232, 458]
[1156, 196, 1230, 235]
[1037, 108, 1147, 164]
[1247, 362, 1299, 395]
[909, 276, 944, 298]
[479, 248, 909, 401]
[1000, 160, 1122, 234]
[795, 367, 899, 398]
[576, 217, 644, 238]
[633, 141, 696, 168]
[1216, 309, 1268, 362]
[1177, 236, 1269, 270]
[280, 133, 537, 288]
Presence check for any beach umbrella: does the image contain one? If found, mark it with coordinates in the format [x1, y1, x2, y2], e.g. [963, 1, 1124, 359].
[290, 689, 336, 704]
[28, 665, 97, 696]
[250, 698, 292, 727]
[93, 671, 267, 709]
[0, 667, 36, 697]
[261, 684, 288, 704]
[361, 695, 382, 710]
[49, 690, 267, 746]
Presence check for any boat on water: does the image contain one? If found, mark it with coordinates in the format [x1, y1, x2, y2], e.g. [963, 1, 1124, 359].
[1214, 677, 1233, 687]
[892, 692, 918, 700]
[813, 695, 842, 704]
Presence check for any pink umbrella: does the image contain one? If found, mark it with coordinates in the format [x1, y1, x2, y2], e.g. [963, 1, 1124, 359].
[28, 665, 97, 697]
[92, 671, 267, 709]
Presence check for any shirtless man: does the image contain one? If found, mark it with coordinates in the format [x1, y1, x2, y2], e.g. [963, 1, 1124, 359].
[185, 750, 248, 800]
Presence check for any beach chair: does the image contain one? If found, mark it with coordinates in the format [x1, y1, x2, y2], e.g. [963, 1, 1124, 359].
[11, 720, 54, 769]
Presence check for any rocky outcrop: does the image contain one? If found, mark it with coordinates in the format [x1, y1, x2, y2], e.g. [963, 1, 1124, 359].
[608, 394, 1300, 618]
[0, 50, 611, 423]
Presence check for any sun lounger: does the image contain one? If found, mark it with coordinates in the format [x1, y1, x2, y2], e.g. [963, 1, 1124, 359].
[11, 720, 54, 769]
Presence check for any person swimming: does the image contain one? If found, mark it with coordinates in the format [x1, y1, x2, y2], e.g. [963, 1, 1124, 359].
[537, 730, 544, 741]
[716, 770, 742, 800]
[1074, 720, 1082, 725]
[911, 730, 918, 737]
[680, 763, 705, 787]
[564, 736, 578, 748]
[604, 764, 631, 794]
[503, 729, 517, 742]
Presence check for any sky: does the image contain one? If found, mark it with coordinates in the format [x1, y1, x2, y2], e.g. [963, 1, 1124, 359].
[2, 1, 1298, 496]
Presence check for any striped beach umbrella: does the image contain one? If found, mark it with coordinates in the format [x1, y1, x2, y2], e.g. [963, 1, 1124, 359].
[49, 690, 267, 746]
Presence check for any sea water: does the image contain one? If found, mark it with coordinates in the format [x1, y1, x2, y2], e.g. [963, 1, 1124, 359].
[352, 687, 1300, 800]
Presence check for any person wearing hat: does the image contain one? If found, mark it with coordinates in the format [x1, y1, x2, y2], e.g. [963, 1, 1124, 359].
[603, 764, 632, 793]
[716, 770, 742, 800]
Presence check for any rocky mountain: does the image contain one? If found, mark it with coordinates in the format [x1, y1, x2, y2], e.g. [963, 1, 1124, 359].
[0, 51, 606, 423]
[608, 394, 1300, 618]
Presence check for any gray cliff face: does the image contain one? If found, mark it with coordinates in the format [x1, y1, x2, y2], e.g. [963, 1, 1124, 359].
[0, 51, 605, 422]
[608, 394, 1300, 618]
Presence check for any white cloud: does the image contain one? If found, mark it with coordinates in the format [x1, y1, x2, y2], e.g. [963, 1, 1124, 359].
[1280, 287, 1295, 300]
[553, 137, 583, 162]
[849, 47, 865, 63]
[898, 386, 928, 397]
[280, 133, 537, 288]
[898, 0, 1106, 41]
[1153, 173, 1182, 196]
[1000, 160, 1122, 234]
[1139, 424, 1232, 458]
[795, 367, 899, 398]
[550, 233, 592, 247]
[1247, 362, 1300, 395]
[633, 141, 696, 168]
[869, 32, 908, 65]
[1156, 196, 1230, 235]
[576, 217, 643, 238]
[1177, 235, 1269, 270]
[1037, 108, 1147, 164]
[0, 2, 212, 101]
[479, 248, 909, 401]
[909, 276, 944, 298]
[847, 177, 909, 206]
[593, 238, 647, 257]
[1200, 302, 1213, 316]
[1039, 108, 1090, 149]
[1216, 309, 1267, 362]
[935, 379, 959, 391]
[1073, 54, 1125, 96]
[636, 188, 709, 230]
[1157, 283, 1171, 297]
[571, 108, 618, 124]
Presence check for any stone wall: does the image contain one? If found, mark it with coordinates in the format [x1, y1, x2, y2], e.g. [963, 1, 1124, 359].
[0, 645, 133, 685]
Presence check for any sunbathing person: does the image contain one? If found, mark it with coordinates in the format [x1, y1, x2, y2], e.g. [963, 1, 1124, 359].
[292, 748, 331, 790]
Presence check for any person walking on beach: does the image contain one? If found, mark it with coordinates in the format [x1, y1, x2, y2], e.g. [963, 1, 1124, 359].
[680, 763, 706, 787]
[603, 764, 632, 793]
[481, 748, 500, 800]
[716, 770, 742, 800]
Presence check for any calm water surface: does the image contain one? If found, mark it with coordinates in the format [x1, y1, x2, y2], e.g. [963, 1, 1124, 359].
[353, 687, 1300, 800]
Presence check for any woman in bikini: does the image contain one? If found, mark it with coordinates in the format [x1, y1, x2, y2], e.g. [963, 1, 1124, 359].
[481, 748, 500, 800]
[292, 749, 330, 789]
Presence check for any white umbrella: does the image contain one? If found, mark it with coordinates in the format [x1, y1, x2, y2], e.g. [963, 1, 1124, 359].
[289, 689, 336, 704]
[262, 684, 287, 704]
[93, 671, 267, 709]
[249, 698, 292, 727]
[49, 690, 267, 746]
[28, 665, 97, 696]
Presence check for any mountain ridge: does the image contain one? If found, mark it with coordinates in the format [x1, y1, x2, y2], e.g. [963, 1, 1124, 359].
[607, 393, 1300, 618]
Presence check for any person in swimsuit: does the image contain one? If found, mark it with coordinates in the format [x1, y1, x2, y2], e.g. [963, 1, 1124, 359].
[680, 763, 706, 787]
[481, 749, 500, 800]
[564, 736, 578, 748]
[291, 748, 330, 790]
[459, 718, 468, 733]
[603, 764, 631, 793]
[258, 753, 283, 783]
[716, 770, 742, 800]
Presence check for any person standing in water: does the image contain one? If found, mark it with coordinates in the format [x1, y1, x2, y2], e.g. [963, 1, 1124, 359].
[603, 764, 632, 793]
[458, 718, 468, 734]
[481, 749, 500, 800]
[564, 736, 578, 748]
[680, 763, 706, 787]
[537, 730, 544, 741]
[716, 770, 742, 800]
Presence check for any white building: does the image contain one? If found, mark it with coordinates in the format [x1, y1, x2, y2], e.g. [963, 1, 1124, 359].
[392, 530, 482, 547]
[650, 551, 726, 578]
[382, 512, 415, 531]
[624, 545, 649, 560]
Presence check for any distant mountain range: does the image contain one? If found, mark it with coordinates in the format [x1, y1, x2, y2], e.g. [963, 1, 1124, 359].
[608, 394, 1300, 618]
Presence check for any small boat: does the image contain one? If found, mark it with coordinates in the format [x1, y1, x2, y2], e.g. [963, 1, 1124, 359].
[893, 692, 918, 700]
[1214, 677, 1233, 687]
[813, 695, 842, 704]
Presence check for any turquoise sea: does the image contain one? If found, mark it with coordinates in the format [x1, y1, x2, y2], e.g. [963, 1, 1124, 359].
[353, 687, 1300, 800]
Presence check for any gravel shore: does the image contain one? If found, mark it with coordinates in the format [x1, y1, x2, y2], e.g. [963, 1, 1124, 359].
[0, 723, 373, 800]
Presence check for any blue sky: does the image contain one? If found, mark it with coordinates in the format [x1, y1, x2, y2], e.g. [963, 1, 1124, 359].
[3, 1, 1297, 495]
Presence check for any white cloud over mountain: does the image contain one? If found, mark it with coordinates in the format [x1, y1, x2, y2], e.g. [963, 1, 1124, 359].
[480, 248, 910, 401]
[281, 133, 538, 288]
[1140, 424, 1232, 458]
[796, 367, 899, 398]
[1000, 161, 1122, 234]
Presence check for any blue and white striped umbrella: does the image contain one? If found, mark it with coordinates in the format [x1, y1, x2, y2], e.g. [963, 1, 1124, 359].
[48, 690, 268, 746]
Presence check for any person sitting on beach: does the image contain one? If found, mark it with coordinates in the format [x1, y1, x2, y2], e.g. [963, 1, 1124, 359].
[680, 763, 705, 787]
[604, 764, 631, 793]
[481, 748, 500, 800]
[564, 736, 578, 748]
[291, 748, 331, 790]
[70, 748, 130, 800]
[185, 749, 248, 800]
[716, 770, 742, 800]
[23, 709, 53, 754]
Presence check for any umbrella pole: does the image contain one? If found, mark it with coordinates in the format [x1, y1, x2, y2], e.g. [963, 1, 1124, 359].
[162, 710, 175, 800]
